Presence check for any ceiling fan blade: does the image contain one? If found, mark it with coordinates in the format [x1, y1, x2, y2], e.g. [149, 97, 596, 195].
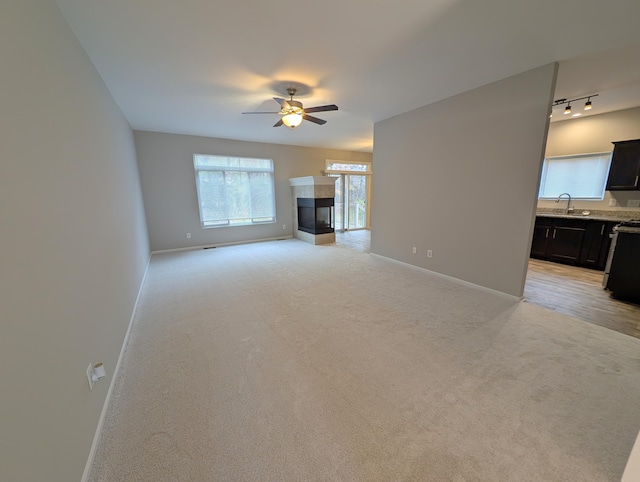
[273, 97, 291, 110]
[303, 104, 339, 114]
[242, 111, 281, 114]
[302, 114, 327, 125]
[273, 119, 284, 127]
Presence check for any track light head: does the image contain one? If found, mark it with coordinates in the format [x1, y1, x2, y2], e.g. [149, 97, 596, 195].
[551, 94, 597, 120]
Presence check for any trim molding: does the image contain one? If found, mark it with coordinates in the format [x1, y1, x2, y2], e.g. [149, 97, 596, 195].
[151, 235, 293, 254]
[288, 176, 337, 187]
[369, 253, 522, 302]
[81, 253, 152, 482]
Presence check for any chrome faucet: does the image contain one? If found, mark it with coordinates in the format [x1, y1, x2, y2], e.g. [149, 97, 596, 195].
[556, 192, 572, 214]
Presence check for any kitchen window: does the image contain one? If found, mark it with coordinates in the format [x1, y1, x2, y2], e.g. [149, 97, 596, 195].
[193, 154, 276, 227]
[538, 152, 612, 200]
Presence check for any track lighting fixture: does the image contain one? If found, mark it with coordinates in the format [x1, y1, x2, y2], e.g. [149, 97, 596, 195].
[552, 94, 598, 119]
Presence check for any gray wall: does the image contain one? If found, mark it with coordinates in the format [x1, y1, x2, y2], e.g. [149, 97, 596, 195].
[0, 2, 150, 481]
[540, 106, 640, 213]
[134, 131, 372, 251]
[371, 64, 557, 298]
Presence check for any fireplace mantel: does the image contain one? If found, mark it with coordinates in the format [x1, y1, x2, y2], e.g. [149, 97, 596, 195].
[288, 176, 337, 187]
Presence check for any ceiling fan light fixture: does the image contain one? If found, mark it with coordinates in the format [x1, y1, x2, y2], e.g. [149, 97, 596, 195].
[243, 88, 337, 128]
[282, 113, 303, 128]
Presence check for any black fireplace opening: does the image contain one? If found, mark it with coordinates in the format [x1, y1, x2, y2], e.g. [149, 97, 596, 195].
[297, 198, 334, 235]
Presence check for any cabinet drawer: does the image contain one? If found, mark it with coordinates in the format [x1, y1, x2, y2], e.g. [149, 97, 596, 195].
[553, 217, 588, 229]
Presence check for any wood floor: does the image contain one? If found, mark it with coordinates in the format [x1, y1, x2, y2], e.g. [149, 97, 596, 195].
[336, 231, 640, 339]
[335, 229, 371, 253]
[524, 258, 640, 339]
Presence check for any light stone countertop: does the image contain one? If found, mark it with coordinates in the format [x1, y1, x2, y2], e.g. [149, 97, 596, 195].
[536, 209, 639, 222]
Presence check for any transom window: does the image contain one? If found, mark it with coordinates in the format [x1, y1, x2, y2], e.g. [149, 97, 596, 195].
[193, 154, 276, 228]
[325, 160, 372, 173]
[538, 152, 612, 200]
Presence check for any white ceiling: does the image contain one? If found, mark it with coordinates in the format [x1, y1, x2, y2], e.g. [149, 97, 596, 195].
[55, 0, 640, 153]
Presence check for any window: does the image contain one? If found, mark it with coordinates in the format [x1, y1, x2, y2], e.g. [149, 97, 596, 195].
[325, 160, 371, 173]
[193, 154, 276, 227]
[538, 152, 612, 200]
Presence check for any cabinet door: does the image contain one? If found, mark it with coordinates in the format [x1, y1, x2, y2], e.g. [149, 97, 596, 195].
[548, 226, 585, 262]
[606, 141, 640, 190]
[580, 222, 607, 267]
[531, 223, 551, 258]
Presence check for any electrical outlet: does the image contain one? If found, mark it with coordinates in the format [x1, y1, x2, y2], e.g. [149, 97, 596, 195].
[86, 363, 94, 390]
[609, 198, 617, 207]
[412, 246, 417, 254]
[427, 249, 433, 258]
[627, 199, 640, 208]
[283, 224, 286, 230]
[186, 233, 191, 239]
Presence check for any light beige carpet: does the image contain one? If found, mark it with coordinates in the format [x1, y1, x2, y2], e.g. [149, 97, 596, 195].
[89, 239, 640, 481]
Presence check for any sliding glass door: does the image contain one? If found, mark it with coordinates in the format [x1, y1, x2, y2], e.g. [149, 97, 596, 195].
[326, 161, 371, 232]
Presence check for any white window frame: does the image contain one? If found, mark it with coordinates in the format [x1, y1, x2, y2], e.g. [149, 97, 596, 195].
[538, 152, 612, 200]
[325, 160, 372, 230]
[324, 159, 372, 174]
[193, 154, 276, 228]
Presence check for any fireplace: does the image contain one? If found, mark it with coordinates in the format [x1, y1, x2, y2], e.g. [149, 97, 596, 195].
[297, 198, 334, 235]
[289, 176, 337, 245]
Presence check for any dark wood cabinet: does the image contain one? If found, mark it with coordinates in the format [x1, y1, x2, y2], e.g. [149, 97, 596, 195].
[531, 216, 617, 270]
[531, 217, 583, 262]
[579, 221, 616, 269]
[544, 217, 587, 263]
[606, 232, 640, 298]
[548, 225, 585, 262]
[531, 221, 552, 258]
[606, 139, 640, 191]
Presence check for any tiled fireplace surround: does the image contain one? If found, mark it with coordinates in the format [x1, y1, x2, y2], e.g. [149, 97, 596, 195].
[288, 176, 337, 245]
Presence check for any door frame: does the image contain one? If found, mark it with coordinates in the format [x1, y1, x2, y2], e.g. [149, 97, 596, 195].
[325, 160, 372, 231]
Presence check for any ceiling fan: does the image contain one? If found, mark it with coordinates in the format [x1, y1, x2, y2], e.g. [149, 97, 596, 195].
[242, 87, 338, 128]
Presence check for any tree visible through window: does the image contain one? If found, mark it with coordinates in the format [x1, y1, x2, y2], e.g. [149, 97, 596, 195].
[193, 154, 276, 227]
[325, 160, 371, 230]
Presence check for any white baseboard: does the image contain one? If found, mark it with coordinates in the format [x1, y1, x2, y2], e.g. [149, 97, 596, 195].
[151, 235, 294, 255]
[80, 253, 152, 482]
[369, 253, 522, 302]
